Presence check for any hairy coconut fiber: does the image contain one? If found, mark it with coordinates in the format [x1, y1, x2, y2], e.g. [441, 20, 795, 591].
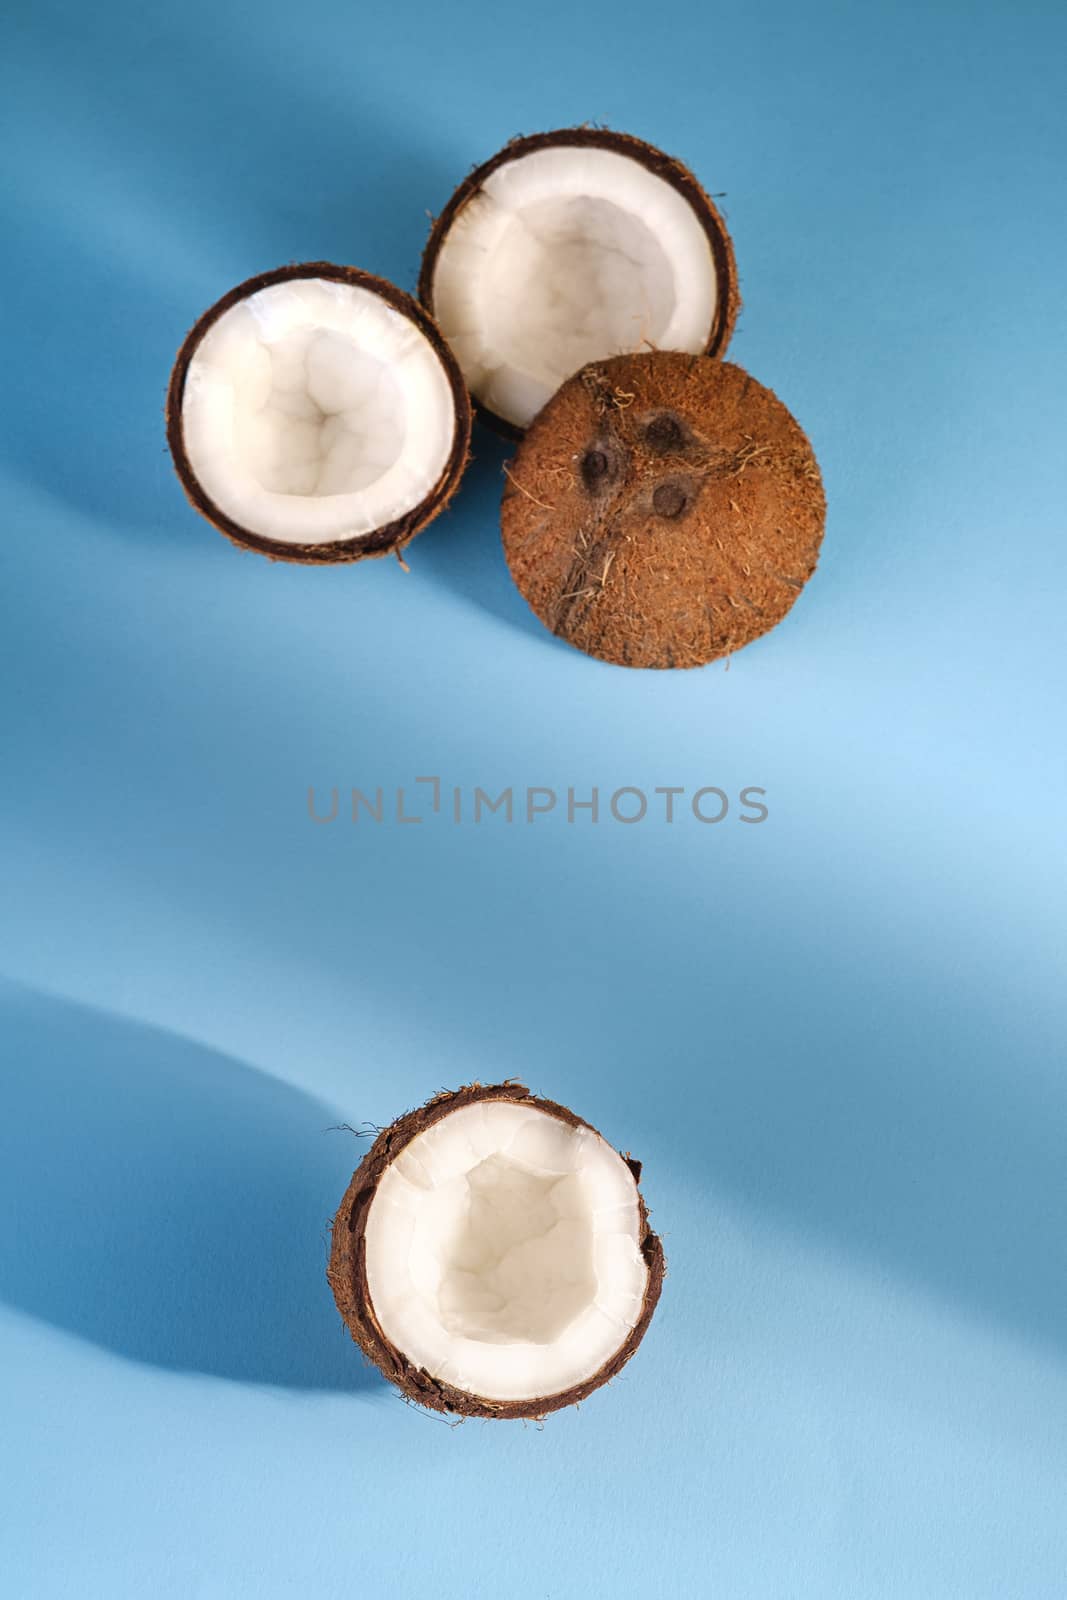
[501, 352, 825, 667]
[328, 1082, 665, 1419]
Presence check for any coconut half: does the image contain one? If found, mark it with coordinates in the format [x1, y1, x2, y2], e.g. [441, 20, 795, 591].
[501, 351, 825, 668]
[419, 129, 739, 435]
[166, 263, 471, 563]
[328, 1082, 664, 1418]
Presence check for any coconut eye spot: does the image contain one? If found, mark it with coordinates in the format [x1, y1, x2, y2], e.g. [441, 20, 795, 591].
[580, 445, 617, 492]
[430, 143, 720, 430]
[644, 412, 686, 454]
[652, 481, 689, 519]
[179, 276, 457, 547]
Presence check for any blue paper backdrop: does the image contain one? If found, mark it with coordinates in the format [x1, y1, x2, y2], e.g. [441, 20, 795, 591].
[2, 0, 1066, 1594]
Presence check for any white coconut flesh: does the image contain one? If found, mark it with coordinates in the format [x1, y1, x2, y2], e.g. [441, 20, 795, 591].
[431, 145, 719, 430]
[364, 1100, 650, 1403]
[180, 278, 456, 545]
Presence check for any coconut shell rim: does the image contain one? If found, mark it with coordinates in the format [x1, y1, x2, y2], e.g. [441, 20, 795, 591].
[165, 261, 473, 565]
[327, 1080, 666, 1419]
[418, 126, 742, 440]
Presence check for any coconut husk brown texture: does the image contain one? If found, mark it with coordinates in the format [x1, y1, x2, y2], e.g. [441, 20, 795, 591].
[165, 262, 472, 565]
[328, 1081, 665, 1420]
[501, 352, 825, 668]
[418, 127, 741, 438]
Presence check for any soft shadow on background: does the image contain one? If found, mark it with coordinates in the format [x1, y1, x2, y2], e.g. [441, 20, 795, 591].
[412, 429, 568, 645]
[0, 979, 381, 1393]
[2, 0, 455, 541]
[1, 463, 1064, 1369]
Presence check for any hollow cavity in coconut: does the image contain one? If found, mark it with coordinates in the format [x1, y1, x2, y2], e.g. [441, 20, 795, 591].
[501, 351, 825, 669]
[328, 1082, 664, 1418]
[420, 129, 739, 435]
[166, 263, 471, 563]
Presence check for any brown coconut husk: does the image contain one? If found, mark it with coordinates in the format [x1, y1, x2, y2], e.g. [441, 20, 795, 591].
[501, 352, 825, 668]
[419, 128, 741, 438]
[166, 262, 472, 564]
[328, 1081, 665, 1420]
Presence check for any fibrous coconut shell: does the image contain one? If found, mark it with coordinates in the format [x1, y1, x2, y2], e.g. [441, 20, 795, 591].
[501, 352, 825, 667]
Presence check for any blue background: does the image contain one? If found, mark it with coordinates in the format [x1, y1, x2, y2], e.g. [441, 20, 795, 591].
[2, 0, 1066, 1594]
